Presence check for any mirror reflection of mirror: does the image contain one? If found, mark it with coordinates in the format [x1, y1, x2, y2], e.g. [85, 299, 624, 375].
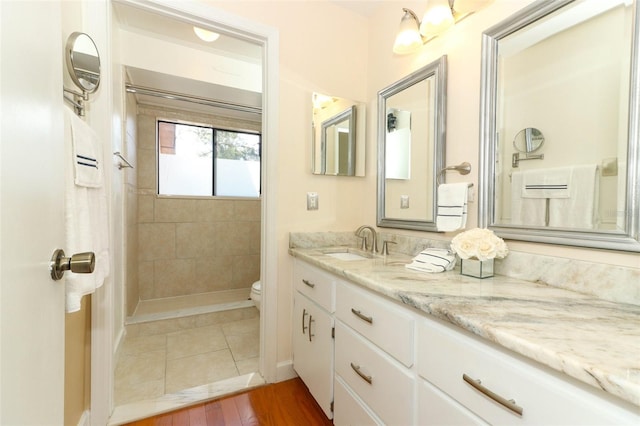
[479, 0, 640, 252]
[513, 128, 544, 153]
[311, 93, 365, 176]
[66, 32, 101, 93]
[378, 55, 447, 231]
[385, 108, 411, 179]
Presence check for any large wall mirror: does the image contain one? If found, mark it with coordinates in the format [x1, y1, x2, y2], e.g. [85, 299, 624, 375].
[311, 93, 366, 176]
[479, 0, 640, 251]
[377, 56, 447, 231]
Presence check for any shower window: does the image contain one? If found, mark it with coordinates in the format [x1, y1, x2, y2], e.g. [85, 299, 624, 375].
[157, 120, 261, 197]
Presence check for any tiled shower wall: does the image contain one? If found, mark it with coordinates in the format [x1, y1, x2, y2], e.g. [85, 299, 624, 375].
[134, 105, 261, 308]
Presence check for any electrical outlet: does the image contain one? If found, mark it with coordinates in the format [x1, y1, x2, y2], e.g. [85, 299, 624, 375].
[400, 195, 410, 209]
[307, 192, 319, 210]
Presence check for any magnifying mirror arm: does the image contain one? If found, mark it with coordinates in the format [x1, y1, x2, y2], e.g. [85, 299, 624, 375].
[512, 152, 544, 168]
[63, 87, 89, 116]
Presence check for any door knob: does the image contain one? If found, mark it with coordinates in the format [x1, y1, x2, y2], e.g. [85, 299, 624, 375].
[50, 249, 95, 281]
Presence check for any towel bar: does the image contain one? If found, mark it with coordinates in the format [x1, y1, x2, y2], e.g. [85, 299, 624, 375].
[113, 152, 134, 170]
[437, 162, 474, 187]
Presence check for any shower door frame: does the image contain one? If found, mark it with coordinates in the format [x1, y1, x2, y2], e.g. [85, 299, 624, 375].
[97, 0, 280, 420]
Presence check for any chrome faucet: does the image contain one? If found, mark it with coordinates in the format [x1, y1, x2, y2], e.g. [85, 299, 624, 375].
[355, 225, 378, 253]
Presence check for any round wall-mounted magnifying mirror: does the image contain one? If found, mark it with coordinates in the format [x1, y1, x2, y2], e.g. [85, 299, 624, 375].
[65, 32, 101, 94]
[513, 127, 544, 153]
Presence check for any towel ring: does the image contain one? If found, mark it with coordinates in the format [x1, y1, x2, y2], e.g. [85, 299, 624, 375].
[437, 162, 473, 187]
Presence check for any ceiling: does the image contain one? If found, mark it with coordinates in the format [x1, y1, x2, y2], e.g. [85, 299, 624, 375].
[112, 2, 262, 121]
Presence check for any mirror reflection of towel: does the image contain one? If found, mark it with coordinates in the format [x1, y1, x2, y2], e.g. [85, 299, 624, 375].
[548, 165, 599, 229]
[511, 170, 550, 226]
[436, 183, 468, 232]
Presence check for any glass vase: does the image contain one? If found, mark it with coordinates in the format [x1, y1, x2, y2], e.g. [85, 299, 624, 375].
[460, 258, 494, 279]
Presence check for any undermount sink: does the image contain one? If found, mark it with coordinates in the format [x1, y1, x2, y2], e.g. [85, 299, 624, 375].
[322, 248, 373, 261]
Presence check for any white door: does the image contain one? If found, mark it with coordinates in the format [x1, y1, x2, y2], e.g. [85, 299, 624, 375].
[0, 1, 66, 424]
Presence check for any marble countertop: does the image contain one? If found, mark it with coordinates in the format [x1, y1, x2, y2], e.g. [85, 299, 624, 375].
[289, 246, 640, 410]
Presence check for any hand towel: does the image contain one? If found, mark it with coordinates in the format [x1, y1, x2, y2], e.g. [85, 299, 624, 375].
[436, 183, 468, 232]
[510, 171, 546, 226]
[548, 164, 599, 229]
[64, 106, 110, 313]
[68, 109, 103, 188]
[405, 248, 456, 273]
[521, 167, 571, 199]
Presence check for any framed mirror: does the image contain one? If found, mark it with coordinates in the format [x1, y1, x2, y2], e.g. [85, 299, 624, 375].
[311, 93, 365, 176]
[65, 32, 101, 93]
[377, 56, 447, 231]
[479, 0, 640, 252]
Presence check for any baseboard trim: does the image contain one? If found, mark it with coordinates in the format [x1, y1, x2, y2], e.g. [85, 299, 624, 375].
[275, 360, 297, 382]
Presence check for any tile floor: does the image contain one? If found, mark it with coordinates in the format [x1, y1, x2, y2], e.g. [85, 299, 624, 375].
[114, 292, 260, 406]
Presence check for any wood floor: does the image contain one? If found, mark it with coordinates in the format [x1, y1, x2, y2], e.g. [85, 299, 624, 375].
[123, 378, 333, 426]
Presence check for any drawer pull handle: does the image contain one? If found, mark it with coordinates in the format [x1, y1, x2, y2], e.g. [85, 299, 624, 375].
[351, 308, 373, 324]
[463, 374, 523, 416]
[350, 363, 372, 385]
[302, 279, 316, 288]
[302, 308, 308, 334]
[308, 315, 315, 342]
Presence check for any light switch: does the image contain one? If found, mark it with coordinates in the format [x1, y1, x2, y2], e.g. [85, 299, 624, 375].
[307, 192, 319, 210]
[400, 195, 409, 209]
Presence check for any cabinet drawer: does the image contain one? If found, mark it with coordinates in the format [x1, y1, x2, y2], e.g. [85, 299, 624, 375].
[335, 321, 413, 426]
[418, 378, 488, 426]
[334, 375, 383, 426]
[417, 318, 639, 425]
[336, 281, 414, 366]
[293, 260, 336, 312]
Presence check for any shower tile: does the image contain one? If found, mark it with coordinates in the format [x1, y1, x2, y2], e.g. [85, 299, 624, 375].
[195, 257, 233, 293]
[175, 222, 217, 258]
[115, 350, 166, 385]
[195, 199, 235, 222]
[165, 349, 239, 394]
[235, 357, 260, 376]
[155, 198, 197, 223]
[226, 221, 261, 255]
[137, 148, 157, 190]
[114, 378, 165, 406]
[137, 261, 154, 301]
[231, 255, 260, 289]
[166, 325, 228, 360]
[120, 334, 167, 356]
[139, 223, 175, 261]
[154, 259, 196, 298]
[138, 195, 154, 223]
[234, 200, 261, 221]
[137, 114, 157, 151]
[223, 317, 259, 361]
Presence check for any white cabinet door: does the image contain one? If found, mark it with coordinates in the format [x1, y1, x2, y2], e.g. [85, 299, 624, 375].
[293, 292, 334, 419]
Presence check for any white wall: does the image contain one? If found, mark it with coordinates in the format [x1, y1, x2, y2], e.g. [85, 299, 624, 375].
[207, 0, 640, 375]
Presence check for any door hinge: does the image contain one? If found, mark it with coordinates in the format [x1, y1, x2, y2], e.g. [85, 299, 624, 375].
[330, 400, 334, 413]
[332, 326, 335, 339]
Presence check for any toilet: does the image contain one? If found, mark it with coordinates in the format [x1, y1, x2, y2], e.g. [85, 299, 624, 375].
[250, 280, 261, 311]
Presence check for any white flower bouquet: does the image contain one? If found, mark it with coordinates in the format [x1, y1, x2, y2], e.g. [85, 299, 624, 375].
[450, 228, 508, 261]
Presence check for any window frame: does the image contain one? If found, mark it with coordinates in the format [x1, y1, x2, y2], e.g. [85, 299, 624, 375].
[156, 118, 262, 199]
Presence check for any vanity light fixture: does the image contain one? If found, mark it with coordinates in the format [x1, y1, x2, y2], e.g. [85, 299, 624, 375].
[392, 0, 494, 55]
[193, 26, 220, 42]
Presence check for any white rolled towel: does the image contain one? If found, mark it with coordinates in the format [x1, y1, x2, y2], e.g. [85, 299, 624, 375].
[405, 248, 456, 273]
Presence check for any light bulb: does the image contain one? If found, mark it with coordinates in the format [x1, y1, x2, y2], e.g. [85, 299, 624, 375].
[193, 26, 220, 42]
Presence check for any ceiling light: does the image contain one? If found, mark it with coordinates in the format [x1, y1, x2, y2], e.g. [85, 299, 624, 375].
[193, 26, 220, 42]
